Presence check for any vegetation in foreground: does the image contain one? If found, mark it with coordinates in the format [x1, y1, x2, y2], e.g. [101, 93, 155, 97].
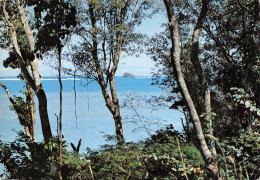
[0, 124, 259, 179]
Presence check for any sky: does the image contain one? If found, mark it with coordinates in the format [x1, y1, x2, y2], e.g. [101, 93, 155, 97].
[0, 12, 167, 77]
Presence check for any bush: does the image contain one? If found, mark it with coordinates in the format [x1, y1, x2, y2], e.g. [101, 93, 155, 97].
[216, 130, 260, 179]
[0, 132, 62, 179]
[142, 125, 205, 179]
[62, 152, 90, 179]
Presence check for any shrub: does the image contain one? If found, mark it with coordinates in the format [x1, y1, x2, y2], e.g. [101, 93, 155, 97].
[0, 132, 62, 179]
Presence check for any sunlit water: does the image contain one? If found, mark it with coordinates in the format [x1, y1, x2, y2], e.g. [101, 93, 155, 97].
[0, 76, 183, 175]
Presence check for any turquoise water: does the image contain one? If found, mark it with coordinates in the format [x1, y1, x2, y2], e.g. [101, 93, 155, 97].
[0, 76, 183, 150]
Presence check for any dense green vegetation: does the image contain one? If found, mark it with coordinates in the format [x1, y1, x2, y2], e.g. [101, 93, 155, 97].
[0, 0, 259, 179]
[1, 124, 259, 179]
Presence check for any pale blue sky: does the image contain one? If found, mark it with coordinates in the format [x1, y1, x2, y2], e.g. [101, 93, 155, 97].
[0, 13, 166, 77]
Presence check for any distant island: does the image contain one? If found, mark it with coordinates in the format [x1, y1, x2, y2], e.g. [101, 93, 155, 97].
[123, 72, 136, 78]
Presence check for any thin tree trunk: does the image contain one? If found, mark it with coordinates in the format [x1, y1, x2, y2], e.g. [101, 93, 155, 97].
[190, 0, 216, 155]
[257, 0, 260, 109]
[3, 0, 53, 142]
[58, 44, 63, 180]
[163, 0, 218, 178]
[73, 70, 78, 129]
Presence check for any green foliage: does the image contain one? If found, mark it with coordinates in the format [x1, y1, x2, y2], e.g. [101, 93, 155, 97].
[85, 143, 147, 179]
[215, 130, 260, 179]
[67, 125, 205, 180]
[26, 0, 77, 53]
[0, 132, 58, 179]
[142, 125, 205, 179]
[1, 3, 33, 69]
[231, 87, 260, 124]
[1, 0, 77, 69]
[62, 152, 90, 180]
[8, 75, 35, 130]
[2, 125, 259, 179]
[10, 95, 29, 127]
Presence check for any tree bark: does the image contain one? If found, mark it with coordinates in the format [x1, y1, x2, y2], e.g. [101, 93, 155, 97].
[3, 1, 52, 142]
[58, 44, 63, 180]
[256, 0, 260, 108]
[108, 75, 125, 146]
[15, 0, 52, 141]
[190, 0, 216, 155]
[25, 83, 36, 141]
[163, 0, 218, 178]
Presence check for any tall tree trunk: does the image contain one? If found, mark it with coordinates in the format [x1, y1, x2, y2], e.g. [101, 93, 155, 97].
[3, 0, 53, 142]
[257, 2, 260, 179]
[57, 44, 63, 180]
[163, 0, 218, 178]
[190, 0, 216, 155]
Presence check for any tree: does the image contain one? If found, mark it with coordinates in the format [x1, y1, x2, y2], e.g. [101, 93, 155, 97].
[71, 0, 150, 146]
[0, 3, 36, 141]
[147, 2, 210, 144]
[202, 0, 260, 133]
[163, 0, 218, 178]
[1, 0, 52, 143]
[26, 1, 77, 178]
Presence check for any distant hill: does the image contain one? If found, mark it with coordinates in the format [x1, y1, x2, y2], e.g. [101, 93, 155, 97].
[123, 72, 136, 78]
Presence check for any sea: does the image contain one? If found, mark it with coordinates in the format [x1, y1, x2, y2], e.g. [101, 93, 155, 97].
[0, 76, 183, 174]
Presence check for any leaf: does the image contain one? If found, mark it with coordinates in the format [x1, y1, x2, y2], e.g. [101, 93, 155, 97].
[171, 167, 177, 171]
[205, 117, 210, 121]
[200, 113, 207, 117]
[245, 101, 251, 108]
[250, 106, 256, 112]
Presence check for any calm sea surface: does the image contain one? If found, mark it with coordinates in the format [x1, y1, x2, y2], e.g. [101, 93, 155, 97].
[0, 76, 183, 150]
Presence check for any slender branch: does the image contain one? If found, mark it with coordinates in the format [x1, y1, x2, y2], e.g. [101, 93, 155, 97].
[0, 81, 16, 107]
[58, 43, 63, 180]
[74, 70, 78, 129]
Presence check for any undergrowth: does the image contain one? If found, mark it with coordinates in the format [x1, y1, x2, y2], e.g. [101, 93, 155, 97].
[0, 124, 259, 179]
